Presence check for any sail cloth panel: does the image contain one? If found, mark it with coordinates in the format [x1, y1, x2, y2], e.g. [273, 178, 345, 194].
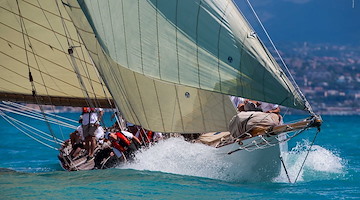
[97, 51, 236, 133]
[0, 0, 112, 107]
[65, 0, 236, 133]
[71, 0, 306, 110]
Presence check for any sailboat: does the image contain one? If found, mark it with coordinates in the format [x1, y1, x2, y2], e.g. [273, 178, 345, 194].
[0, 0, 321, 180]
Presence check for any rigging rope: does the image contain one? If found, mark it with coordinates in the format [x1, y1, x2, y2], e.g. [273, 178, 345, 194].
[16, 0, 61, 143]
[89, 55, 120, 128]
[0, 101, 87, 150]
[0, 102, 80, 142]
[60, 1, 124, 131]
[58, 1, 116, 131]
[280, 156, 291, 183]
[228, 116, 317, 153]
[244, 0, 315, 115]
[0, 110, 60, 150]
[60, 0, 108, 112]
[3, 102, 78, 124]
[55, 0, 71, 47]
[1, 112, 63, 144]
[0, 103, 77, 129]
[294, 129, 320, 183]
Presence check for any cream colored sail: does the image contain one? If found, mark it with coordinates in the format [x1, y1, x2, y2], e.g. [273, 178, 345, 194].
[0, 0, 111, 107]
[63, 0, 310, 133]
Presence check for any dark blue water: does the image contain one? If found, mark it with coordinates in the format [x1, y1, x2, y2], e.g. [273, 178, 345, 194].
[0, 112, 359, 199]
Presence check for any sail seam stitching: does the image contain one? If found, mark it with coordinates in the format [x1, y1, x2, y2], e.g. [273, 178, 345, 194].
[138, 0, 145, 74]
[16, 0, 58, 144]
[121, 0, 130, 67]
[174, 86, 185, 132]
[0, 22, 92, 65]
[216, 1, 230, 93]
[155, 0, 161, 79]
[133, 73, 150, 128]
[153, 80, 166, 131]
[0, 38, 102, 86]
[196, 1, 202, 88]
[0, 61, 87, 97]
[100, 44, 140, 124]
[175, 0, 180, 83]
[0, 5, 82, 45]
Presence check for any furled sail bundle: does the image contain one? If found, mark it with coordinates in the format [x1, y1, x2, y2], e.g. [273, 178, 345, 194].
[63, 0, 310, 133]
[0, 0, 112, 108]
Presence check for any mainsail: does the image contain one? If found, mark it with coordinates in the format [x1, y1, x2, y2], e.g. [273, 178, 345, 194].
[0, 0, 112, 108]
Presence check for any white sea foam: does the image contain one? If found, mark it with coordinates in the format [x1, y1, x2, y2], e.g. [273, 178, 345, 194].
[274, 139, 345, 183]
[120, 137, 345, 182]
[120, 137, 234, 180]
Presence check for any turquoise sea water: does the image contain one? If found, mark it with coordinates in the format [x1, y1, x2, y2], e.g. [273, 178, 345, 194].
[0, 113, 359, 199]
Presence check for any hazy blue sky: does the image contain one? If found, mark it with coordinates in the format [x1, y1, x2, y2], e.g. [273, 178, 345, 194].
[235, 0, 360, 45]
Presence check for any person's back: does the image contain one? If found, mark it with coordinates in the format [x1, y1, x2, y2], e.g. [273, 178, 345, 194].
[258, 102, 280, 113]
[81, 107, 103, 161]
[82, 112, 96, 125]
[258, 101, 282, 124]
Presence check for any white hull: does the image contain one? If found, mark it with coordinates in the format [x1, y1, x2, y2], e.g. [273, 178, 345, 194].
[216, 136, 281, 181]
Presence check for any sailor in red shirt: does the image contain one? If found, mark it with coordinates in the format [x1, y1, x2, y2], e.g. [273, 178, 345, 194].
[106, 131, 139, 159]
[107, 132, 130, 152]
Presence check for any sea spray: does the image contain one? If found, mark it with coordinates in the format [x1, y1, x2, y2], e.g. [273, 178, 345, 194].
[120, 137, 234, 180]
[120, 137, 282, 182]
[274, 139, 345, 183]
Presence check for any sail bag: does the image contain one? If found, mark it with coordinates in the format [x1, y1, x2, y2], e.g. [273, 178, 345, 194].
[229, 112, 281, 138]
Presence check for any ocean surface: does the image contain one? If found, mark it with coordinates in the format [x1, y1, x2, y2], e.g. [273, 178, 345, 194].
[0, 112, 359, 200]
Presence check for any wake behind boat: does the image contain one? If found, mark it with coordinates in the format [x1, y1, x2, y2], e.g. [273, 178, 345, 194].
[0, 0, 322, 181]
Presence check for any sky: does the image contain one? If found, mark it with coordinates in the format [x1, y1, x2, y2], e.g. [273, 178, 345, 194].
[234, 0, 360, 45]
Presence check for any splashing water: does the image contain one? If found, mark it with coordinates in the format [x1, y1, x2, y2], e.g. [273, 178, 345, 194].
[120, 138, 346, 183]
[120, 137, 235, 180]
[274, 139, 346, 183]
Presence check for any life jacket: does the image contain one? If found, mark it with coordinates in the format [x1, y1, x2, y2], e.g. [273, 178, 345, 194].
[111, 132, 131, 152]
[147, 131, 154, 142]
[138, 129, 153, 144]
